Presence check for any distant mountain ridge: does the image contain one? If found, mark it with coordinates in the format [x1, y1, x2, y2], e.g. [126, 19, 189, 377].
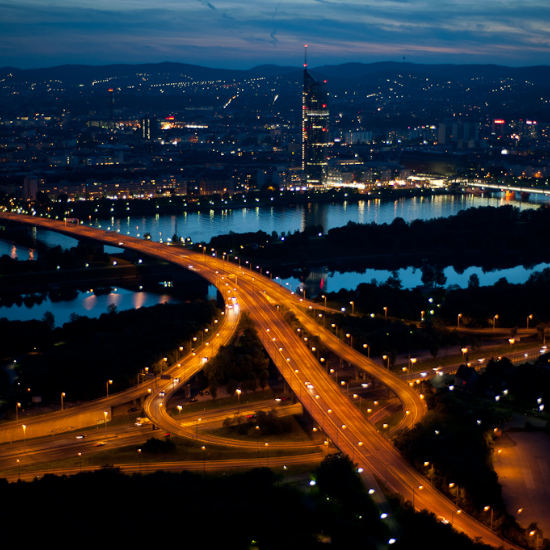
[1, 61, 549, 89]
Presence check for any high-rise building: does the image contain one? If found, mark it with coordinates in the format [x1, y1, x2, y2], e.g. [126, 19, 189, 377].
[302, 47, 329, 186]
[141, 117, 158, 141]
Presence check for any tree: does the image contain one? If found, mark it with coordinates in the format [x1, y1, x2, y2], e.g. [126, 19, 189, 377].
[258, 369, 269, 390]
[226, 378, 239, 396]
[468, 273, 480, 289]
[384, 270, 403, 290]
[209, 381, 218, 400]
[429, 342, 440, 359]
[421, 264, 435, 287]
[42, 311, 55, 330]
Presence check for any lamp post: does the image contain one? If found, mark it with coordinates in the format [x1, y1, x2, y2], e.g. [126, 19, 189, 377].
[484, 506, 493, 531]
[382, 355, 389, 369]
[412, 485, 423, 509]
[457, 313, 462, 328]
[322, 295, 326, 308]
[103, 411, 108, 435]
[527, 314, 533, 330]
[202, 446, 206, 478]
[61, 393, 65, 411]
[106, 380, 112, 397]
[203, 328, 208, 344]
[409, 357, 417, 371]
[383, 306, 388, 319]
[236, 388, 241, 412]
[493, 314, 499, 330]
[346, 333, 353, 349]
[16, 402, 21, 421]
[449, 482, 459, 505]
[340, 380, 349, 398]
[177, 405, 182, 415]
[265, 442, 269, 467]
[350, 301, 355, 315]
[353, 393, 362, 411]
[138, 448, 141, 474]
[78, 452, 82, 472]
[363, 343, 370, 358]
[22, 424, 26, 449]
[530, 530, 540, 550]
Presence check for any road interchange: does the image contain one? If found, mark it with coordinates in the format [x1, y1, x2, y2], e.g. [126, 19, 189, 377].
[0, 213, 524, 548]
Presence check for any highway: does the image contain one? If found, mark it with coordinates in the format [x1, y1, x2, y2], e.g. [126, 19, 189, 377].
[0, 213, 524, 549]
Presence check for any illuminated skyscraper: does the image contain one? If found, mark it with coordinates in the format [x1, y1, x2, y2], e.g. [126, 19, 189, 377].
[302, 46, 329, 186]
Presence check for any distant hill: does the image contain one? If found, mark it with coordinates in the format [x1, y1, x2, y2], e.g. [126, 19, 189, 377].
[1, 61, 548, 89]
[313, 62, 550, 87]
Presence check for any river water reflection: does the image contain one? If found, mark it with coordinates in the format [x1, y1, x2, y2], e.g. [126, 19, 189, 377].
[0, 288, 179, 326]
[2, 193, 550, 320]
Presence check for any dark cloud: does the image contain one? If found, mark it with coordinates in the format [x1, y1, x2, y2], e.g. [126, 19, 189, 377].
[198, 0, 217, 10]
[0, 0, 549, 69]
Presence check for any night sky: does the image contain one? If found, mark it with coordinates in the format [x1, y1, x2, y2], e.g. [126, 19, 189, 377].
[2, 0, 550, 69]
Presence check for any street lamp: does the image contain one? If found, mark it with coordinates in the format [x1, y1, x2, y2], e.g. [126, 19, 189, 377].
[412, 485, 423, 509]
[138, 448, 142, 474]
[484, 506, 493, 531]
[78, 452, 82, 473]
[457, 313, 462, 328]
[527, 314, 533, 329]
[61, 393, 65, 411]
[409, 357, 417, 371]
[346, 333, 353, 348]
[16, 402, 21, 421]
[322, 295, 326, 308]
[340, 380, 349, 398]
[382, 355, 389, 369]
[363, 343, 370, 358]
[461, 347, 468, 360]
[449, 482, 459, 505]
[353, 393, 362, 411]
[383, 306, 388, 319]
[265, 442, 269, 467]
[350, 301, 355, 315]
[103, 411, 108, 435]
[177, 405, 182, 415]
[529, 530, 540, 550]
[493, 314, 499, 330]
[106, 380, 112, 397]
[236, 388, 241, 412]
[202, 446, 206, 478]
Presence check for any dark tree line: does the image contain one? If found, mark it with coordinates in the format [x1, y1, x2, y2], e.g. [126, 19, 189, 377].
[7, 300, 218, 405]
[201, 205, 550, 273]
[392, 388, 548, 548]
[204, 312, 270, 396]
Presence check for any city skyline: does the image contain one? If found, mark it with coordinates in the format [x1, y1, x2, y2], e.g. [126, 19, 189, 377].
[1, 0, 550, 70]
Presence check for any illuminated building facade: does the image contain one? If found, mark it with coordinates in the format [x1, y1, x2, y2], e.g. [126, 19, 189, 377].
[302, 47, 329, 186]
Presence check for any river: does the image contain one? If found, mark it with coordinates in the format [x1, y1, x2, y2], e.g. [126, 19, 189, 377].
[1, 192, 549, 321]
